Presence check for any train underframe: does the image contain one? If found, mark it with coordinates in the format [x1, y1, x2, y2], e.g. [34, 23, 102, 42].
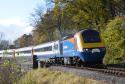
[33, 55, 103, 69]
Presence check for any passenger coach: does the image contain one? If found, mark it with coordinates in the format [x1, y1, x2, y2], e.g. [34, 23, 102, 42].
[0, 49, 15, 57]
[15, 46, 33, 57]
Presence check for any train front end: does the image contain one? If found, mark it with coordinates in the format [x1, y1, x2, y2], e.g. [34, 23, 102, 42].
[75, 29, 106, 64]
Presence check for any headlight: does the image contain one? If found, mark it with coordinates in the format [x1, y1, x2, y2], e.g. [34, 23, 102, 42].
[83, 48, 91, 52]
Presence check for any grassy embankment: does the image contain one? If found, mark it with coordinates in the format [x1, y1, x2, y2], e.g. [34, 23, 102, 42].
[17, 68, 105, 84]
[0, 59, 106, 84]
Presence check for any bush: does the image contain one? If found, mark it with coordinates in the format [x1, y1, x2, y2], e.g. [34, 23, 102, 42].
[103, 17, 125, 64]
[0, 59, 21, 84]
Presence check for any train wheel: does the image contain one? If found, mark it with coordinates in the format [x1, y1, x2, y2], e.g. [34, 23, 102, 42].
[38, 61, 43, 68]
[61, 57, 64, 65]
[69, 57, 73, 66]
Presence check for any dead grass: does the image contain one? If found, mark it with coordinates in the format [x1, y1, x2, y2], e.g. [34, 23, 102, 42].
[17, 68, 106, 84]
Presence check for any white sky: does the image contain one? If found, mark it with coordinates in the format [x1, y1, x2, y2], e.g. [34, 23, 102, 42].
[0, 0, 46, 42]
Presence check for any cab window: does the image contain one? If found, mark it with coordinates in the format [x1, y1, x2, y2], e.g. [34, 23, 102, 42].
[82, 30, 101, 43]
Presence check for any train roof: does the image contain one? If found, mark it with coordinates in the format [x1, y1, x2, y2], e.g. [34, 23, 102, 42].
[34, 41, 57, 49]
[0, 50, 4, 53]
[62, 34, 74, 40]
[15, 46, 33, 52]
[0, 49, 15, 53]
[62, 29, 99, 40]
[79, 29, 98, 33]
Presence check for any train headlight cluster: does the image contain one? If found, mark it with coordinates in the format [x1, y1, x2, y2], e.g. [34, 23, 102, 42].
[83, 48, 104, 53]
[83, 48, 91, 52]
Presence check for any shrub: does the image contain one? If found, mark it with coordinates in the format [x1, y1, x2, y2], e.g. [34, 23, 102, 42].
[0, 59, 21, 84]
[103, 17, 125, 64]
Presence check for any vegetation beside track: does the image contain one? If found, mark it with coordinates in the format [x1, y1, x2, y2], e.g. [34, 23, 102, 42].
[103, 17, 125, 64]
[0, 59, 22, 84]
[17, 68, 105, 84]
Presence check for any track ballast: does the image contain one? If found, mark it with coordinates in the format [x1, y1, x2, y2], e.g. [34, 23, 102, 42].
[51, 64, 125, 78]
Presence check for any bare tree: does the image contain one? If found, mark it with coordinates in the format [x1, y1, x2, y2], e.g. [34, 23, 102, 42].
[0, 32, 4, 43]
[0, 32, 10, 50]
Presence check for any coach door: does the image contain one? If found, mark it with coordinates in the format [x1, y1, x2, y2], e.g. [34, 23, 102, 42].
[54, 41, 63, 57]
[54, 42, 59, 57]
[59, 41, 63, 55]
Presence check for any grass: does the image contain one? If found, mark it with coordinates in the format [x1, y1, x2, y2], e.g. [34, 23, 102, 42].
[17, 68, 106, 84]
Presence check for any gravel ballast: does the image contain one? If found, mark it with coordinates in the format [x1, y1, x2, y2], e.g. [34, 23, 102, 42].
[49, 66, 125, 84]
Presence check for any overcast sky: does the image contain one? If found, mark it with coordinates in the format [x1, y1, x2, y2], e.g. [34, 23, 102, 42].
[0, 0, 46, 42]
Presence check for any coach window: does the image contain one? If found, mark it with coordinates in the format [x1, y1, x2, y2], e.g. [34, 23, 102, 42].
[48, 46, 52, 51]
[35, 46, 52, 52]
[35, 48, 42, 52]
[44, 46, 52, 51]
[54, 44, 58, 50]
[8, 52, 12, 55]
[23, 50, 31, 53]
[16, 52, 19, 55]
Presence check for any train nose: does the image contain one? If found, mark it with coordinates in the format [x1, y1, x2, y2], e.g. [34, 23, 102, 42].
[80, 48, 106, 64]
[82, 47, 106, 53]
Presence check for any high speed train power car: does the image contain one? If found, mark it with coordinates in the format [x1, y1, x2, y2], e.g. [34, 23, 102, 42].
[0, 29, 106, 68]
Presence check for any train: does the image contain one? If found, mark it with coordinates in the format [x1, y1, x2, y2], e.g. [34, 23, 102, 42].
[0, 29, 106, 68]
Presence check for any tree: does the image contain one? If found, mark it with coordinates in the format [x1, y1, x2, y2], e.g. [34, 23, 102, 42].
[103, 17, 125, 64]
[104, 0, 125, 18]
[31, 0, 109, 45]
[0, 32, 4, 43]
[0, 40, 9, 50]
[32, 9, 59, 44]
[50, 0, 110, 34]
[0, 32, 10, 50]
[14, 34, 33, 48]
[31, 0, 125, 45]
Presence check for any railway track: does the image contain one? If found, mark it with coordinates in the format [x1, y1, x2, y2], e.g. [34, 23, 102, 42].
[87, 67, 125, 77]
[53, 64, 125, 78]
